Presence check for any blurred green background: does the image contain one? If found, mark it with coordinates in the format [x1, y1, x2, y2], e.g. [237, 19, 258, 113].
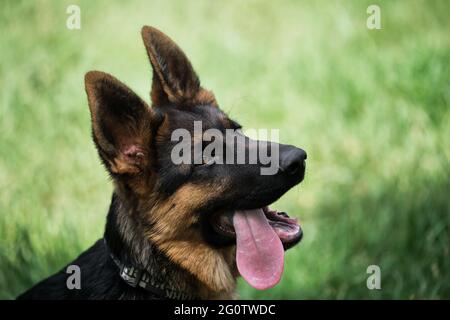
[1, 0, 449, 299]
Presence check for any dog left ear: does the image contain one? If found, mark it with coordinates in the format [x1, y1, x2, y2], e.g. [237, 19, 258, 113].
[85, 71, 155, 175]
[141, 26, 216, 107]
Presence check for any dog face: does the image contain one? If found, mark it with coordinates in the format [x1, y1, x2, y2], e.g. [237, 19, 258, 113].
[85, 26, 306, 295]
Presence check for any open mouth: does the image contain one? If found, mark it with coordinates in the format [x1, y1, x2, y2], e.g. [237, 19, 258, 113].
[211, 206, 302, 290]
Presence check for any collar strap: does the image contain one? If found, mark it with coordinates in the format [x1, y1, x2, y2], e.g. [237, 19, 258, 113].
[104, 239, 197, 300]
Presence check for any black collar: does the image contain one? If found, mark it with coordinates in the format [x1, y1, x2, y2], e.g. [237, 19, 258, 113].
[104, 239, 197, 300]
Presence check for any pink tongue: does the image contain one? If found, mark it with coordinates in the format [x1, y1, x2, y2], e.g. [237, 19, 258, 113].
[233, 209, 285, 290]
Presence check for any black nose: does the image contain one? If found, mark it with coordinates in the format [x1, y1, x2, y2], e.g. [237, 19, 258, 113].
[280, 147, 307, 176]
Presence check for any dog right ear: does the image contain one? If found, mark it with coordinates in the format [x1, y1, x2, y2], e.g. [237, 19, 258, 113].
[141, 26, 216, 108]
[85, 71, 155, 175]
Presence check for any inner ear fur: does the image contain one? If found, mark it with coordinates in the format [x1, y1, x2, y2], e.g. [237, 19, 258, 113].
[85, 71, 155, 175]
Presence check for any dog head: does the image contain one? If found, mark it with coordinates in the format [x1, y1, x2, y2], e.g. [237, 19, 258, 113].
[85, 26, 306, 295]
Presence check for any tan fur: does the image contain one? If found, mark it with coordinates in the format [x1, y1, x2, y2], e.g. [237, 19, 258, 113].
[86, 27, 242, 300]
[194, 87, 218, 107]
[85, 71, 155, 175]
[141, 26, 217, 108]
[146, 183, 237, 298]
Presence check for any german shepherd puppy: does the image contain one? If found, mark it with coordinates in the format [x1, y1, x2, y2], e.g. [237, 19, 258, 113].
[18, 26, 307, 300]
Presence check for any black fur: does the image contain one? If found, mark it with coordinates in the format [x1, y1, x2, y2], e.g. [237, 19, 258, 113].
[17, 194, 200, 300]
[18, 26, 307, 300]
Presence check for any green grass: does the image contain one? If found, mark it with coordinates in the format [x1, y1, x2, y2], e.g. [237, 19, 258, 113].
[1, 0, 449, 299]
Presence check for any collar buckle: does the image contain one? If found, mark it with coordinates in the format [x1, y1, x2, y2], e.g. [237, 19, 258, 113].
[104, 238, 197, 299]
[119, 264, 143, 288]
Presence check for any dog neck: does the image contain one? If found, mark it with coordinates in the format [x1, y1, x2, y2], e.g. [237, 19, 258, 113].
[103, 192, 236, 299]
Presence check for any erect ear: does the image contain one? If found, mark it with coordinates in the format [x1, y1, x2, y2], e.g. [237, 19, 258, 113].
[85, 71, 155, 175]
[141, 26, 216, 107]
